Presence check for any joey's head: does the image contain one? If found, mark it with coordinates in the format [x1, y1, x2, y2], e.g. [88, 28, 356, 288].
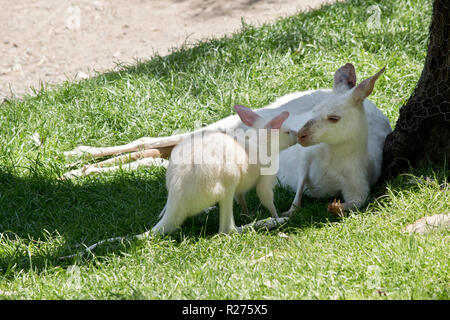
[298, 64, 385, 147]
[234, 104, 297, 151]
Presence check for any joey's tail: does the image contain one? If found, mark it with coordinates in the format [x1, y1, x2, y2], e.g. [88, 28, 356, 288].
[59, 209, 290, 261]
[58, 206, 167, 261]
[158, 204, 167, 219]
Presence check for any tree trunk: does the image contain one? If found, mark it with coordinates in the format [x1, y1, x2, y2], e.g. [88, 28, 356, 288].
[382, 0, 450, 178]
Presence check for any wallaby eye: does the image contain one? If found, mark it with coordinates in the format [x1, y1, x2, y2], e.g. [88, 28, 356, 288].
[327, 115, 341, 123]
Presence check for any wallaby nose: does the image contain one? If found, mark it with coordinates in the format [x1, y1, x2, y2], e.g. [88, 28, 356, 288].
[290, 129, 298, 144]
[298, 119, 315, 146]
[298, 128, 309, 146]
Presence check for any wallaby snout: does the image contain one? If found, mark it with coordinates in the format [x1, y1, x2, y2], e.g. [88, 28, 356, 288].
[298, 119, 315, 146]
[288, 129, 298, 146]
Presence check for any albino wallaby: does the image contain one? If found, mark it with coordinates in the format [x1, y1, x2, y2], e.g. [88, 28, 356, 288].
[278, 64, 392, 216]
[152, 105, 297, 235]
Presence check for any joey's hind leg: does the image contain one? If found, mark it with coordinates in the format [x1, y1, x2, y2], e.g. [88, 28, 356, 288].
[219, 191, 238, 234]
[152, 203, 187, 235]
[282, 170, 306, 217]
[282, 189, 303, 218]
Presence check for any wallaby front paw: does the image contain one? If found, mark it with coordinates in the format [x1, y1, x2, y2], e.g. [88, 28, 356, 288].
[328, 199, 345, 217]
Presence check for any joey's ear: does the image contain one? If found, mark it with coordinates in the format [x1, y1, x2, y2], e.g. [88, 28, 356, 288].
[265, 111, 290, 129]
[333, 63, 357, 92]
[234, 104, 261, 127]
[351, 67, 385, 104]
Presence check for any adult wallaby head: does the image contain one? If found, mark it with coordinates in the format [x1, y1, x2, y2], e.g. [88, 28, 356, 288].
[298, 64, 385, 147]
[234, 104, 297, 151]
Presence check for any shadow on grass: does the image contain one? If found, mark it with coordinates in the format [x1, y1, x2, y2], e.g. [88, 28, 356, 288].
[98, 1, 420, 81]
[0, 165, 340, 274]
[0, 168, 169, 272]
[35, 0, 424, 108]
[2, 159, 446, 276]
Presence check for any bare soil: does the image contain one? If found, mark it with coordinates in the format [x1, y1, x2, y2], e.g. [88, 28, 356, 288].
[1, 0, 334, 100]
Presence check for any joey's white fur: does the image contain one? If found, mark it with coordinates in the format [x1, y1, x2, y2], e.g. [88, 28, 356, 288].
[152, 105, 297, 235]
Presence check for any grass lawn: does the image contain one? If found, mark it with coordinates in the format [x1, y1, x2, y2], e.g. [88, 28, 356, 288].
[0, 0, 448, 299]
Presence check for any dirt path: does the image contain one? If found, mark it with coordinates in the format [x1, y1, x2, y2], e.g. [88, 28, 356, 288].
[1, 0, 335, 100]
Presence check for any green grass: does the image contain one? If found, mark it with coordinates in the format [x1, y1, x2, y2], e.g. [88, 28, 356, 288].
[0, 0, 448, 299]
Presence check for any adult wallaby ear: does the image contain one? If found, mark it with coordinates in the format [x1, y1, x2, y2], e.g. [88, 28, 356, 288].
[264, 111, 290, 129]
[234, 104, 261, 127]
[351, 67, 385, 104]
[333, 63, 357, 92]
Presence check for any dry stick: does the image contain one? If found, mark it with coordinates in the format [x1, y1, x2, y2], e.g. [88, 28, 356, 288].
[59, 217, 289, 261]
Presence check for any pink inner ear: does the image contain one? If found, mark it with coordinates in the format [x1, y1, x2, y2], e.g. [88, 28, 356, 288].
[265, 111, 289, 129]
[234, 104, 260, 127]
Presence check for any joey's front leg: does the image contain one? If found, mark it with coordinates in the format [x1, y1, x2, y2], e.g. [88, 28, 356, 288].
[256, 175, 279, 218]
[328, 199, 364, 217]
[219, 190, 238, 234]
[327, 199, 345, 217]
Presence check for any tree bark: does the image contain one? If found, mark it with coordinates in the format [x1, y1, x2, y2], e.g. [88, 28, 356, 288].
[382, 0, 450, 178]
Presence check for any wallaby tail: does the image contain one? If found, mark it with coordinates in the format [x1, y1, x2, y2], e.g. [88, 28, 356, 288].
[158, 203, 167, 219]
[59, 209, 290, 261]
[59, 230, 153, 261]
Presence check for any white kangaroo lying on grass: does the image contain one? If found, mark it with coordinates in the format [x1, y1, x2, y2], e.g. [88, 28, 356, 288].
[280, 64, 391, 216]
[60, 63, 392, 259]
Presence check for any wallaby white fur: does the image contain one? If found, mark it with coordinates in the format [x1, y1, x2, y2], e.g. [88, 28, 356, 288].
[278, 64, 391, 215]
[152, 105, 297, 235]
